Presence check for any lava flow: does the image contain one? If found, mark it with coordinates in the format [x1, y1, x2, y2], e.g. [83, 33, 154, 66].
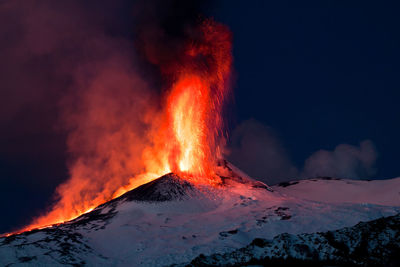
[10, 19, 232, 235]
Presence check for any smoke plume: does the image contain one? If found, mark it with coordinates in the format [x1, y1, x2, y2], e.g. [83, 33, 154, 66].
[1, 0, 216, 232]
[227, 119, 378, 184]
[302, 140, 377, 179]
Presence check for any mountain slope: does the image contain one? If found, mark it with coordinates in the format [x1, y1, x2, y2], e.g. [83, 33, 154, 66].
[185, 213, 400, 267]
[273, 177, 400, 206]
[113, 173, 199, 202]
[1, 168, 399, 266]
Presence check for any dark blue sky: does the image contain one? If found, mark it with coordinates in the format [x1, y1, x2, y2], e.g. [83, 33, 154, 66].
[211, 1, 400, 179]
[1, 1, 399, 233]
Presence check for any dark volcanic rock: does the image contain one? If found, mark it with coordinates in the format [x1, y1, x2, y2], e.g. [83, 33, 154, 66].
[183, 213, 400, 267]
[277, 181, 299, 187]
[119, 173, 197, 202]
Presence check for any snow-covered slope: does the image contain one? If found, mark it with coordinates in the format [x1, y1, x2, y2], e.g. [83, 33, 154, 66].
[0, 168, 399, 266]
[273, 177, 400, 206]
[184, 213, 400, 266]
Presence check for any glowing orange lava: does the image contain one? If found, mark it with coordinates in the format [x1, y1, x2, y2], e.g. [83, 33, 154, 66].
[7, 19, 232, 236]
[143, 19, 232, 185]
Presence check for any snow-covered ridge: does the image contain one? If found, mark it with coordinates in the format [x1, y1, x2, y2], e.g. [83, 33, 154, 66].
[273, 176, 400, 206]
[0, 166, 399, 266]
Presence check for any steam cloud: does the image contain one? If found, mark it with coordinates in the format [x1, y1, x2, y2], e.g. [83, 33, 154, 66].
[302, 140, 377, 179]
[227, 119, 378, 185]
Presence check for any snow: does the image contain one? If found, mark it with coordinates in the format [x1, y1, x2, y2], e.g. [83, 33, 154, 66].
[187, 213, 400, 266]
[272, 177, 400, 206]
[1, 171, 399, 266]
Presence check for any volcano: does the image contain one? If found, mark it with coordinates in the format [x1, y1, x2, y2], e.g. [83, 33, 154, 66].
[1, 162, 399, 266]
[115, 173, 199, 202]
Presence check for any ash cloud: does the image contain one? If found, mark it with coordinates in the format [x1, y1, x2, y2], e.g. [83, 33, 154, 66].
[0, 0, 112, 231]
[227, 119, 378, 185]
[0, 0, 144, 160]
[0, 0, 210, 232]
[132, 0, 207, 66]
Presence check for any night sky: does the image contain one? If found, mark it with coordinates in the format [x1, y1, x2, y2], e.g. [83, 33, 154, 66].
[1, 1, 400, 233]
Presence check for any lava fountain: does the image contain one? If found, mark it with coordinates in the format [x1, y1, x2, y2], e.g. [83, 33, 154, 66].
[142, 20, 232, 184]
[11, 19, 232, 235]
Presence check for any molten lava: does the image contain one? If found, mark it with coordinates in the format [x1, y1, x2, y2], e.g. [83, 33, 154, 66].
[11, 19, 232, 235]
[131, 19, 232, 187]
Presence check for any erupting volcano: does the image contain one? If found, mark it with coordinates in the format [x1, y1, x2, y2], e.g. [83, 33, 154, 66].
[2, 2, 400, 266]
[12, 19, 232, 235]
